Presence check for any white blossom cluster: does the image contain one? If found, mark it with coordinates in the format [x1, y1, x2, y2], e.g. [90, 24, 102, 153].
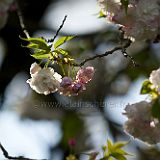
[27, 63, 62, 95]
[124, 101, 160, 144]
[27, 62, 95, 96]
[98, 0, 160, 41]
[0, 0, 14, 29]
[124, 67, 160, 144]
[149, 67, 160, 93]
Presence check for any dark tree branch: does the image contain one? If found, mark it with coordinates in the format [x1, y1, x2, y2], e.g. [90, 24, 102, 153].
[16, 0, 30, 38]
[73, 39, 138, 67]
[47, 15, 68, 43]
[0, 143, 46, 160]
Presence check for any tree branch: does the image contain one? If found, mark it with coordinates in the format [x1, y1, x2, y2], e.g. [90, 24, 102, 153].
[47, 15, 68, 43]
[16, 0, 30, 38]
[0, 143, 46, 160]
[73, 39, 138, 67]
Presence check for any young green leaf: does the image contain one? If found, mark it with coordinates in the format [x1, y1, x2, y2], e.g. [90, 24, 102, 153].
[54, 36, 75, 49]
[31, 51, 51, 59]
[113, 141, 129, 150]
[108, 157, 113, 160]
[55, 48, 69, 56]
[140, 80, 158, 99]
[102, 139, 131, 160]
[140, 80, 152, 94]
[98, 10, 106, 18]
[21, 43, 39, 49]
[107, 139, 113, 153]
[111, 153, 127, 160]
[20, 37, 51, 51]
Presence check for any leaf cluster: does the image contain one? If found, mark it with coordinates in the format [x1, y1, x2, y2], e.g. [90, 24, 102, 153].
[140, 80, 158, 99]
[100, 139, 131, 160]
[140, 80, 160, 119]
[20, 36, 75, 66]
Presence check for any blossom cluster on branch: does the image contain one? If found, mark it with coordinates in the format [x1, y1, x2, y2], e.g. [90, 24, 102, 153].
[149, 68, 160, 94]
[1, 0, 160, 159]
[124, 101, 160, 144]
[123, 67, 160, 144]
[27, 62, 95, 96]
[98, 0, 160, 41]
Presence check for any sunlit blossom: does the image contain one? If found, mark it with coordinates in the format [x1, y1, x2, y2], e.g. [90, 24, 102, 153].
[123, 101, 160, 144]
[98, 0, 160, 41]
[27, 63, 62, 95]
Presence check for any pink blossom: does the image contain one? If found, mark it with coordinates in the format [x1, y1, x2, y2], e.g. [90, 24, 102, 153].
[68, 138, 76, 147]
[71, 82, 85, 93]
[59, 77, 74, 96]
[59, 66, 94, 96]
[123, 101, 160, 144]
[59, 81, 85, 96]
[60, 77, 73, 88]
[76, 66, 95, 84]
[98, 0, 160, 41]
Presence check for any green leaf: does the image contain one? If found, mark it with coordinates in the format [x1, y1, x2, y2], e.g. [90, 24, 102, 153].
[56, 48, 69, 56]
[21, 43, 39, 49]
[111, 153, 127, 160]
[121, 0, 129, 14]
[31, 51, 51, 59]
[102, 145, 107, 152]
[98, 10, 106, 18]
[54, 36, 75, 49]
[115, 149, 129, 155]
[140, 80, 158, 99]
[140, 80, 152, 94]
[107, 139, 113, 153]
[20, 37, 51, 51]
[152, 99, 160, 119]
[113, 141, 129, 150]
[101, 139, 132, 160]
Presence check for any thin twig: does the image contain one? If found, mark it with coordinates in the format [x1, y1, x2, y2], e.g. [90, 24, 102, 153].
[16, 0, 30, 38]
[73, 39, 138, 67]
[47, 15, 67, 43]
[0, 143, 46, 160]
[121, 49, 138, 67]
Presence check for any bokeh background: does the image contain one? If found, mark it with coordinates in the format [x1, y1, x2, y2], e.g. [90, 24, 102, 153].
[0, 0, 160, 159]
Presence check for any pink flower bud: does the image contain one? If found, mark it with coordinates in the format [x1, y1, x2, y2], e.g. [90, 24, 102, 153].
[60, 77, 72, 88]
[68, 138, 76, 147]
[71, 82, 84, 93]
[76, 66, 95, 84]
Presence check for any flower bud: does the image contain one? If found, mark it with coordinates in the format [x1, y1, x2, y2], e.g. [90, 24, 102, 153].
[60, 77, 72, 88]
[76, 66, 95, 84]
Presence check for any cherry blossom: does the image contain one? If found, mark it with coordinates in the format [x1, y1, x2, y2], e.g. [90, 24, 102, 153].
[76, 66, 95, 84]
[27, 63, 62, 95]
[123, 101, 160, 144]
[149, 67, 160, 93]
[59, 78, 86, 96]
[98, 0, 160, 41]
[59, 66, 94, 96]
[30, 62, 41, 75]
[60, 77, 73, 88]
